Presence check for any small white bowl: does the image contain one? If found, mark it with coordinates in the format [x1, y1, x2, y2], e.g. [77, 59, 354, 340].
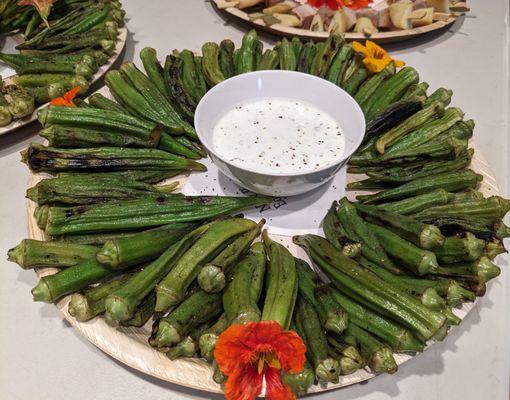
[194, 70, 365, 196]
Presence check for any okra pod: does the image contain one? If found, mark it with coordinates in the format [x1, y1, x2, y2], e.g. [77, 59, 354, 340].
[68, 273, 132, 322]
[337, 198, 398, 273]
[281, 361, 315, 397]
[367, 222, 439, 275]
[256, 49, 279, 70]
[32, 258, 119, 303]
[310, 34, 344, 78]
[27, 174, 174, 205]
[201, 42, 226, 86]
[424, 87, 453, 107]
[235, 29, 258, 74]
[294, 235, 446, 341]
[341, 57, 368, 95]
[39, 196, 269, 236]
[346, 323, 397, 374]
[376, 190, 454, 215]
[151, 290, 223, 348]
[26, 83, 67, 104]
[39, 125, 157, 149]
[22, 143, 204, 173]
[155, 218, 258, 311]
[197, 220, 264, 293]
[356, 203, 445, 249]
[140, 47, 171, 100]
[354, 63, 395, 110]
[38, 105, 159, 140]
[322, 201, 361, 257]
[223, 242, 266, 325]
[325, 42, 352, 84]
[374, 101, 445, 154]
[261, 231, 298, 329]
[295, 297, 340, 383]
[438, 257, 501, 283]
[198, 314, 228, 362]
[276, 38, 297, 71]
[121, 292, 157, 327]
[166, 336, 196, 360]
[219, 39, 235, 78]
[104, 226, 207, 324]
[357, 170, 483, 204]
[296, 41, 316, 74]
[97, 222, 197, 269]
[8, 239, 97, 269]
[432, 232, 486, 264]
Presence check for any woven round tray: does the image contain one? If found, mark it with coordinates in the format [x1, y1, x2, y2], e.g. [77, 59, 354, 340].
[26, 147, 498, 395]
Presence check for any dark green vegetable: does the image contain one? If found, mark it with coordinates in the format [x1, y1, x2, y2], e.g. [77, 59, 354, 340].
[219, 39, 235, 78]
[201, 42, 225, 86]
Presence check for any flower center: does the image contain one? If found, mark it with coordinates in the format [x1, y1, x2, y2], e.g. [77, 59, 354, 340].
[257, 352, 281, 375]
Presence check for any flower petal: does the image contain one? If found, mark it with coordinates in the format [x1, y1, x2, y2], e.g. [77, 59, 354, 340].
[270, 330, 306, 373]
[64, 86, 80, 102]
[265, 367, 296, 400]
[362, 56, 391, 73]
[352, 41, 369, 56]
[224, 364, 263, 400]
[393, 59, 406, 68]
[215, 324, 257, 376]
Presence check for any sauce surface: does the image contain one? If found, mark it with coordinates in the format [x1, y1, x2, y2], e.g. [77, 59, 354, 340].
[212, 98, 345, 174]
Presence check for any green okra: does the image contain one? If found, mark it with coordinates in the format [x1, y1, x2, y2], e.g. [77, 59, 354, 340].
[322, 201, 361, 257]
[357, 170, 483, 204]
[39, 196, 269, 236]
[261, 231, 298, 330]
[424, 87, 453, 107]
[367, 222, 439, 275]
[197, 219, 265, 293]
[198, 314, 228, 362]
[296, 41, 316, 74]
[310, 34, 344, 78]
[337, 198, 398, 274]
[235, 29, 258, 74]
[433, 233, 486, 264]
[201, 42, 226, 86]
[437, 257, 501, 283]
[219, 39, 235, 78]
[223, 242, 266, 325]
[257, 49, 279, 70]
[140, 47, 171, 100]
[166, 336, 197, 360]
[97, 222, 197, 269]
[151, 290, 223, 348]
[354, 63, 395, 110]
[345, 323, 397, 374]
[374, 101, 446, 154]
[155, 218, 259, 311]
[294, 234, 447, 341]
[276, 38, 297, 71]
[104, 226, 207, 324]
[8, 239, 97, 270]
[68, 272, 132, 322]
[325, 42, 352, 84]
[375, 190, 454, 215]
[295, 296, 340, 384]
[27, 173, 175, 205]
[355, 203, 445, 249]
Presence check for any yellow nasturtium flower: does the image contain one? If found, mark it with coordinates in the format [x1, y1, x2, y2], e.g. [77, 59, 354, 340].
[353, 40, 405, 74]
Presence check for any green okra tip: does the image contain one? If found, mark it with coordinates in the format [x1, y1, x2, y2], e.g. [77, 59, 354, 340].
[340, 355, 363, 376]
[95, 241, 120, 268]
[68, 293, 93, 322]
[444, 308, 461, 326]
[370, 347, 398, 374]
[421, 287, 446, 312]
[7, 241, 25, 267]
[420, 225, 445, 250]
[197, 264, 225, 294]
[282, 365, 315, 397]
[198, 333, 218, 362]
[104, 295, 132, 324]
[477, 256, 501, 282]
[446, 280, 475, 307]
[315, 358, 340, 384]
[166, 336, 196, 360]
[398, 331, 426, 354]
[154, 321, 181, 348]
[32, 278, 53, 303]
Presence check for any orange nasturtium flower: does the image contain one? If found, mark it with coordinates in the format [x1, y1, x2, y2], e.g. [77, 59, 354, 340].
[353, 40, 405, 74]
[50, 87, 80, 107]
[18, 0, 56, 27]
[214, 321, 306, 400]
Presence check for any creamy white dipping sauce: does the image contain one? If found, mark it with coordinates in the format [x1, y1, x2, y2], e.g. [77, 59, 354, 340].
[212, 98, 345, 174]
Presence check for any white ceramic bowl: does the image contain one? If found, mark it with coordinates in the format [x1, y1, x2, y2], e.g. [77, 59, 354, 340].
[194, 70, 366, 196]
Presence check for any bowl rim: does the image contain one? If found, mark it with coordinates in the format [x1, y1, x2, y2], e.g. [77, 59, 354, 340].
[194, 70, 366, 178]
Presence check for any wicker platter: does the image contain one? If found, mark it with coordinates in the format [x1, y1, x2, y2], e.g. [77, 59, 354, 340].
[24, 81, 499, 393]
[0, 27, 128, 136]
[211, 0, 464, 44]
